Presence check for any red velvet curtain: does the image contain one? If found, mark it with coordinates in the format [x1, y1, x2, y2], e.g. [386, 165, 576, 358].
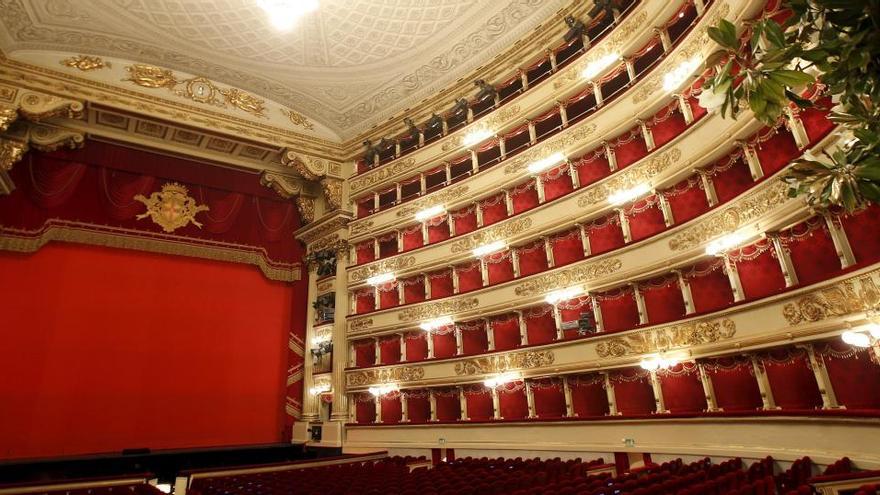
[464, 386, 494, 420]
[799, 97, 835, 144]
[517, 239, 549, 276]
[731, 240, 786, 300]
[685, 259, 734, 314]
[99, 167, 156, 220]
[650, 104, 689, 148]
[613, 129, 649, 169]
[460, 321, 489, 355]
[586, 214, 625, 255]
[354, 340, 376, 368]
[426, 215, 451, 244]
[541, 164, 575, 202]
[491, 314, 521, 351]
[429, 269, 454, 298]
[24, 156, 88, 209]
[498, 382, 529, 420]
[452, 205, 478, 236]
[435, 389, 461, 421]
[701, 356, 762, 411]
[378, 282, 399, 309]
[406, 392, 432, 423]
[551, 228, 585, 266]
[531, 378, 566, 418]
[355, 394, 376, 423]
[640, 274, 686, 325]
[480, 193, 508, 226]
[356, 198, 372, 218]
[781, 217, 841, 286]
[377, 235, 398, 258]
[816, 341, 880, 410]
[573, 149, 611, 187]
[569, 374, 609, 417]
[840, 204, 880, 266]
[378, 336, 401, 365]
[511, 181, 540, 214]
[380, 393, 402, 423]
[401, 225, 424, 252]
[355, 241, 375, 265]
[760, 347, 822, 410]
[405, 332, 428, 362]
[754, 126, 801, 176]
[524, 305, 557, 345]
[197, 187, 245, 235]
[663, 176, 709, 225]
[486, 250, 515, 285]
[401, 276, 426, 305]
[625, 195, 666, 242]
[456, 261, 484, 292]
[355, 288, 376, 314]
[597, 287, 640, 333]
[432, 328, 457, 359]
[708, 153, 754, 204]
[657, 363, 707, 413]
[611, 369, 656, 415]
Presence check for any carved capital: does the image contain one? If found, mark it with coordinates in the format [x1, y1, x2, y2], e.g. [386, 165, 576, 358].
[282, 149, 343, 181]
[321, 177, 343, 211]
[0, 138, 28, 172]
[26, 123, 85, 152]
[17, 92, 84, 122]
[260, 171, 305, 198]
[0, 105, 18, 132]
[295, 196, 316, 224]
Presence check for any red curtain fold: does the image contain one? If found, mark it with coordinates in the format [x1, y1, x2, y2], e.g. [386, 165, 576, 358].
[531, 380, 566, 418]
[197, 187, 245, 235]
[782, 218, 841, 286]
[461, 322, 489, 355]
[541, 165, 574, 202]
[498, 383, 529, 420]
[456, 262, 484, 293]
[355, 289, 376, 314]
[626, 196, 666, 242]
[452, 206, 478, 235]
[25, 156, 88, 209]
[378, 336, 401, 365]
[99, 167, 157, 220]
[586, 215, 625, 255]
[650, 107, 689, 148]
[401, 226, 424, 252]
[429, 269, 454, 299]
[818, 341, 880, 410]
[356, 198, 372, 218]
[354, 340, 376, 368]
[754, 126, 801, 176]
[380, 394, 402, 423]
[641, 276, 686, 325]
[486, 251, 515, 285]
[254, 197, 294, 243]
[574, 151, 611, 187]
[511, 181, 540, 214]
[432, 329, 457, 359]
[378, 236, 398, 258]
[710, 157, 754, 206]
[480, 194, 508, 226]
[685, 259, 734, 314]
[491, 315, 521, 351]
[569, 375, 609, 417]
[406, 394, 431, 423]
[760, 348, 823, 410]
[687, 92, 708, 121]
[435, 390, 461, 421]
[840, 204, 880, 266]
[465, 388, 494, 420]
[799, 97, 835, 144]
[551, 228, 585, 266]
[664, 178, 710, 224]
[657, 364, 707, 413]
[517, 240, 549, 276]
[355, 241, 375, 265]
[524, 306, 557, 345]
[597, 288, 640, 333]
[355, 395, 376, 423]
[611, 369, 656, 415]
[613, 132, 649, 169]
[402, 276, 426, 304]
[702, 357, 763, 411]
[405, 332, 428, 362]
[427, 216, 451, 244]
[378, 282, 399, 309]
[732, 241, 786, 300]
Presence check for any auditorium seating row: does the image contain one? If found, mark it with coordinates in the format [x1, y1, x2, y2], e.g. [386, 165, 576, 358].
[353, 0, 642, 174]
[0, 474, 163, 495]
[352, 0, 713, 211]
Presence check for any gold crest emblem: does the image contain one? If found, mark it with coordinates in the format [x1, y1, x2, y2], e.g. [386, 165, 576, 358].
[134, 183, 210, 233]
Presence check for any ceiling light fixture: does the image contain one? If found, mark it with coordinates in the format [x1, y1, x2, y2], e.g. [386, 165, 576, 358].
[420, 316, 454, 332]
[483, 372, 521, 388]
[705, 232, 747, 256]
[463, 128, 493, 147]
[256, 0, 319, 31]
[639, 354, 680, 371]
[368, 383, 399, 397]
[545, 286, 584, 305]
[415, 205, 446, 222]
[662, 56, 703, 92]
[472, 240, 507, 257]
[527, 152, 566, 174]
[582, 52, 620, 80]
[367, 272, 395, 286]
[841, 330, 872, 348]
[607, 183, 651, 206]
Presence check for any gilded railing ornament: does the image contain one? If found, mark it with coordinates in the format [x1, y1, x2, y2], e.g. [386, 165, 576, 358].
[349, 256, 417, 283]
[441, 135, 464, 152]
[577, 148, 681, 207]
[504, 124, 597, 175]
[782, 272, 880, 326]
[454, 350, 555, 376]
[398, 297, 479, 322]
[134, 183, 210, 233]
[349, 318, 374, 332]
[514, 258, 622, 297]
[347, 366, 425, 387]
[60, 55, 110, 72]
[281, 109, 314, 130]
[396, 185, 469, 218]
[450, 218, 532, 254]
[350, 220, 374, 237]
[596, 318, 736, 358]
[350, 157, 416, 194]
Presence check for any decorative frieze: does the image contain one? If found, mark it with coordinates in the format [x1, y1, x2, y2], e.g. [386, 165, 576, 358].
[349, 256, 417, 283]
[398, 297, 480, 322]
[350, 318, 374, 331]
[396, 185, 470, 218]
[595, 317, 736, 358]
[347, 366, 425, 387]
[514, 258, 622, 297]
[577, 148, 681, 207]
[454, 350, 555, 376]
[450, 217, 532, 254]
[504, 124, 597, 175]
[782, 271, 880, 326]
[350, 158, 416, 194]
[350, 220, 375, 237]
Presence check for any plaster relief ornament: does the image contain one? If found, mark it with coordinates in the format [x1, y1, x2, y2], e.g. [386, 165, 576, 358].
[134, 183, 210, 233]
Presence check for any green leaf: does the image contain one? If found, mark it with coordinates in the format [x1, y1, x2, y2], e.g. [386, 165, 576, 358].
[768, 70, 814, 87]
[859, 181, 880, 203]
[705, 50, 728, 69]
[764, 21, 787, 49]
[855, 161, 880, 180]
[785, 89, 814, 108]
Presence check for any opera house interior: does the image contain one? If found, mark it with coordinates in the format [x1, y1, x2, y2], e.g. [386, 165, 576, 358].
[1, 0, 880, 493]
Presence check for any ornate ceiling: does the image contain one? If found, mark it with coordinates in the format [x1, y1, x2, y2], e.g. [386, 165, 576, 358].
[0, 0, 568, 141]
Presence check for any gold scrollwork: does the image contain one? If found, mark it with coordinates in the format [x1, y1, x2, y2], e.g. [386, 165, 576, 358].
[134, 182, 210, 233]
[577, 148, 681, 207]
[504, 124, 597, 175]
[60, 55, 110, 72]
[346, 366, 425, 387]
[398, 297, 479, 322]
[295, 196, 316, 224]
[316, 278, 334, 294]
[350, 220, 374, 237]
[349, 318, 374, 331]
[18, 92, 84, 122]
[454, 350, 555, 376]
[321, 177, 343, 210]
[514, 258, 622, 297]
[260, 171, 305, 199]
[441, 135, 464, 152]
[0, 138, 28, 172]
[349, 256, 417, 283]
[450, 217, 532, 254]
[350, 158, 416, 193]
[782, 273, 880, 326]
[281, 109, 314, 130]
[396, 185, 470, 218]
[0, 105, 18, 132]
[595, 318, 736, 358]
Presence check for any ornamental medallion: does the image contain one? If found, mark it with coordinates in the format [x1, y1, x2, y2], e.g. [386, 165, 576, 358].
[134, 183, 210, 233]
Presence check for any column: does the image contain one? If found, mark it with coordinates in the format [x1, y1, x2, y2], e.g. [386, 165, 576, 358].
[632, 283, 648, 325]
[676, 270, 696, 315]
[558, 101, 569, 128]
[552, 305, 564, 340]
[466, 107, 474, 124]
[429, 390, 438, 421]
[785, 108, 810, 149]
[374, 395, 382, 423]
[399, 333, 407, 362]
[396, 183, 402, 204]
[624, 57, 636, 82]
[655, 27, 672, 52]
[517, 311, 528, 346]
[499, 136, 507, 160]
[769, 233, 799, 288]
[373, 192, 380, 213]
[544, 237, 556, 269]
[419, 173, 427, 195]
[452, 266, 461, 294]
[649, 370, 669, 414]
[548, 48, 558, 72]
[348, 395, 357, 423]
[603, 141, 617, 171]
[739, 140, 764, 181]
[618, 209, 632, 243]
[455, 326, 464, 355]
[373, 337, 380, 365]
[676, 93, 694, 124]
[396, 230, 404, 253]
[485, 320, 496, 351]
[535, 176, 546, 203]
[491, 387, 501, 419]
[475, 202, 485, 228]
[750, 355, 779, 410]
[526, 380, 537, 419]
[591, 295, 605, 333]
[401, 392, 410, 422]
[424, 273, 432, 299]
[504, 190, 514, 216]
[442, 119, 449, 136]
[803, 344, 842, 409]
[697, 362, 720, 412]
[301, 264, 320, 422]
[373, 286, 380, 311]
[593, 81, 604, 107]
[459, 386, 469, 420]
[511, 248, 521, 278]
[657, 192, 675, 227]
[398, 281, 406, 306]
[638, 119, 655, 151]
[479, 258, 489, 287]
[444, 162, 452, 185]
[348, 341, 356, 367]
[520, 70, 529, 91]
[694, 0, 705, 15]
[568, 159, 580, 189]
[527, 120, 537, 145]
[698, 170, 719, 207]
[471, 149, 479, 174]
[448, 213, 455, 237]
[330, 244, 351, 423]
[427, 331, 435, 359]
[372, 238, 380, 259]
[579, 224, 592, 257]
[604, 372, 620, 415]
[722, 254, 746, 302]
[562, 376, 575, 417]
[822, 212, 857, 268]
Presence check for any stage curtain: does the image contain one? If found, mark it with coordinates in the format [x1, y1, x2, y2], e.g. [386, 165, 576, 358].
[701, 356, 762, 411]
[551, 228, 585, 266]
[464, 386, 494, 421]
[541, 164, 574, 202]
[559, 296, 593, 340]
[426, 215, 451, 244]
[355, 288, 376, 314]
[760, 347, 823, 410]
[254, 197, 295, 244]
[640, 274, 686, 325]
[197, 187, 245, 235]
[401, 276, 426, 305]
[456, 261, 483, 293]
[611, 368, 656, 415]
[378, 336, 401, 365]
[486, 250, 515, 285]
[378, 281, 399, 309]
[452, 205, 478, 236]
[353, 340, 376, 368]
[511, 180, 540, 214]
[663, 176, 709, 224]
[432, 328, 457, 359]
[517, 239, 549, 276]
[754, 126, 801, 176]
[613, 128, 648, 169]
[816, 341, 880, 410]
[377, 234, 398, 258]
[480, 193, 508, 226]
[435, 389, 461, 421]
[355, 394, 376, 423]
[684, 259, 734, 314]
[650, 103, 689, 148]
[657, 363, 707, 413]
[380, 393, 402, 423]
[405, 392, 432, 423]
[428, 269, 454, 299]
[456, 325, 487, 358]
[732, 240, 786, 300]
[355, 241, 376, 265]
[781, 217, 841, 286]
[491, 314, 521, 351]
[585, 214, 625, 255]
[401, 225, 424, 252]
[799, 97, 835, 144]
[573, 149, 611, 187]
[405, 332, 428, 362]
[840, 204, 880, 266]
[524, 305, 557, 345]
[597, 287, 639, 333]
[625, 195, 666, 242]
[99, 167, 157, 220]
[709, 153, 755, 204]
[531, 378, 566, 418]
[25, 156, 88, 209]
[569, 374, 609, 417]
[498, 382, 529, 420]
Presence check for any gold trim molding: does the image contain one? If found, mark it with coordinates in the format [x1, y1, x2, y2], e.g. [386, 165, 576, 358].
[350, 318, 374, 331]
[398, 297, 480, 322]
[349, 256, 417, 283]
[783, 271, 880, 326]
[450, 217, 532, 254]
[350, 157, 416, 194]
[396, 185, 470, 218]
[595, 317, 736, 358]
[576, 147, 681, 207]
[454, 350, 555, 376]
[346, 366, 425, 387]
[514, 257, 623, 297]
[504, 124, 598, 175]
